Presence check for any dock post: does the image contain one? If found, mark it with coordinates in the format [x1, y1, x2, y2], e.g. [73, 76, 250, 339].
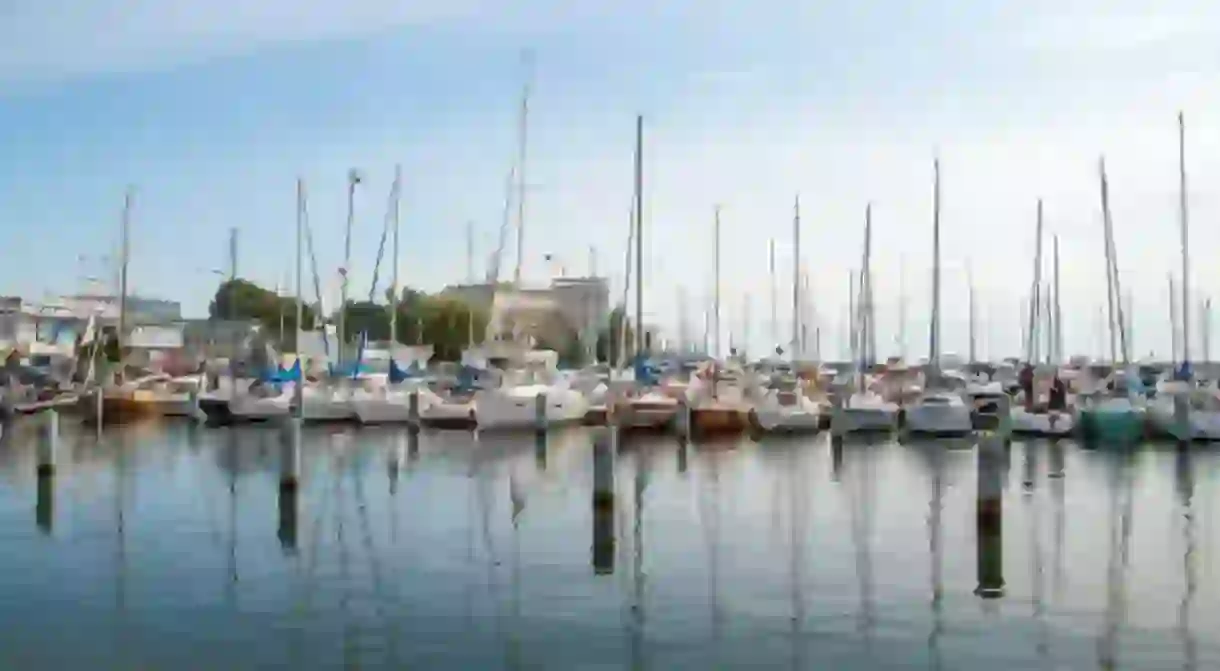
[1173, 394, 1190, 444]
[592, 430, 615, 575]
[975, 434, 1006, 599]
[535, 392, 549, 434]
[408, 390, 421, 432]
[37, 409, 58, 477]
[675, 397, 692, 441]
[830, 393, 845, 438]
[95, 390, 104, 439]
[35, 410, 58, 534]
[278, 417, 301, 552]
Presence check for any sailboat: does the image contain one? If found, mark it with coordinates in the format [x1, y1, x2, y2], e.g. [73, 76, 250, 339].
[831, 205, 900, 436]
[1011, 203, 1076, 437]
[1078, 157, 1146, 444]
[904, 160, 974, 437]
[1147, 113, 1220, 440]
[748, 195, 822, 434]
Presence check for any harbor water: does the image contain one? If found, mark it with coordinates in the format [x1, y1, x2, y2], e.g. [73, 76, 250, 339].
[1, 420, 1217, 669]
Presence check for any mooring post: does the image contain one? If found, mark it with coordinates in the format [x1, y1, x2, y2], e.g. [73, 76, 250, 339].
[408, 390, 420, 432]
[37, 409, 58, 477]
[592, 429, 616, 575]
[534, 392, 549, 434]
[975, 434, 1006, 599]
[277, 417, 301, 552]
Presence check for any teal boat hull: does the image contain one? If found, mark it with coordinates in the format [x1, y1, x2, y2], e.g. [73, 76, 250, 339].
[1079, 408, 1145, 445]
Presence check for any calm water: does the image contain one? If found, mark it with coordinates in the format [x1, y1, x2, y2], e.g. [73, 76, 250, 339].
[0, 419, 1217, 670]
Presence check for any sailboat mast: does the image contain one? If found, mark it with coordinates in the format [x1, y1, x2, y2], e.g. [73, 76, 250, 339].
[513, 51, 534, 286]
[930, 161, 941, 371]
[390, 165, 402, 345]
[932, 163, 941, 373]
[1099, 158, 1119, 363]
[714, 205, 722, 359]
[1179, 111, 1191, 368]
[792, 195, 801, 357]
[117, 187, 133, 350]
[1028, 200, 1044, 364]
[1203, 298, 1212, 364]
[1053, 235, 1062, 364]
[295, 179, 306, 411]
[968, 263, 976, 364]
[769, 239, 777, 351]
[339, 169, 360, 366]
[634, 115, 644, 358]
[1170, 275, 1179, 366]
[863, 203, 874, 367]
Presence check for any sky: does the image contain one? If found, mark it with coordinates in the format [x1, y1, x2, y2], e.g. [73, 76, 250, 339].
[3, 0, 1220, 361]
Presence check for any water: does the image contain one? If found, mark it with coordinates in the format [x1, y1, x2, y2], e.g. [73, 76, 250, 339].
[1, 419, 1218, 670]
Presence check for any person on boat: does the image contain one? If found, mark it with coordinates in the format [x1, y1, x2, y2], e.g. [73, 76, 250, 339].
[1047, 375, 1067, 412]
[1019, 363, 1035, 410]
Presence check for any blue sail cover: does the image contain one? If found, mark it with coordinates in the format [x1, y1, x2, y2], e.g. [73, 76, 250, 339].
[388, 358, 424, 384]
[454, 364, 480, 393]
[633, 354, 660, 387]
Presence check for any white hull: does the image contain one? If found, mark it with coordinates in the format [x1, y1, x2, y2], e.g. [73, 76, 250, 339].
[229, 394, 292, 421]
[751, 393, 821, 432]
[1011, 407, 1076, 436]
[904, 394, 974, 436]
[831, 393, 900, 435]
[474, 386, 588, 431]
[1147, 397, 1220, 441]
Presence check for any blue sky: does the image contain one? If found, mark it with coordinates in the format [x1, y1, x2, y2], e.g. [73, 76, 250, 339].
[3, 0, 1220, 360]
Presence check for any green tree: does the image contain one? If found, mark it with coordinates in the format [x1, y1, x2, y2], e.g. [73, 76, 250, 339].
[208, 279, 316, 350]
[596, 305, 635, 364]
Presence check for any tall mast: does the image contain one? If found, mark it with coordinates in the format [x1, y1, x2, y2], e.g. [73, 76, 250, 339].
[862, 203, 874, 367]
[1178, 111, 1191, 369]
[295, 179, 306, 412]
[1053, 235, 1062, 364]
[513, 51, 534, 286]
[929, 160, 941, 371]
[1099, 158, 1119, 363]
[769, 239, 777, 351]
[792, 195, 801, 357]
[1027, 200, 1044, 364]
[1170, 275, 1179, 366]
[713, 205, 722, 359]
[634, 114, 644, 358]
[390, 166, 402, 345]
[117, 187, 133, 350]
[742, 294, 752, 361]
[967, 263, 976, 364]
[339, 168, 360, 365]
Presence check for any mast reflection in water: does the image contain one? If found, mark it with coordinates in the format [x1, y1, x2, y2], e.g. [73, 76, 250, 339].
[0, 423, 1215, 669]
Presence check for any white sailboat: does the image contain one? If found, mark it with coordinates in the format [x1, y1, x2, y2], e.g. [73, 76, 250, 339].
[902, 161, 973, 437]
[831, 206, 899, 436]
[1147, 113, 1220, 440]
[749, 195, 821, 434]
[1011, 202, 1076, 437]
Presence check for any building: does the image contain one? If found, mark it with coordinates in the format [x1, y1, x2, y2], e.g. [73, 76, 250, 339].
[440, 276, 611, 354]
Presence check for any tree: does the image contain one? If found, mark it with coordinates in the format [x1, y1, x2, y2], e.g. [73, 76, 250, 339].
[208, 279, 316, 350]
[596, 305, 635, 364]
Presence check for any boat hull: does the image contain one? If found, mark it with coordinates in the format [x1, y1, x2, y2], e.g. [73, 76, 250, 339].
[1010, 408, 1076, 437]
[904, 403, 974, 437]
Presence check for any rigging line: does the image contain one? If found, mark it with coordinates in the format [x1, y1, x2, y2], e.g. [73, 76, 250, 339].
[368, 177, 399, 304]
